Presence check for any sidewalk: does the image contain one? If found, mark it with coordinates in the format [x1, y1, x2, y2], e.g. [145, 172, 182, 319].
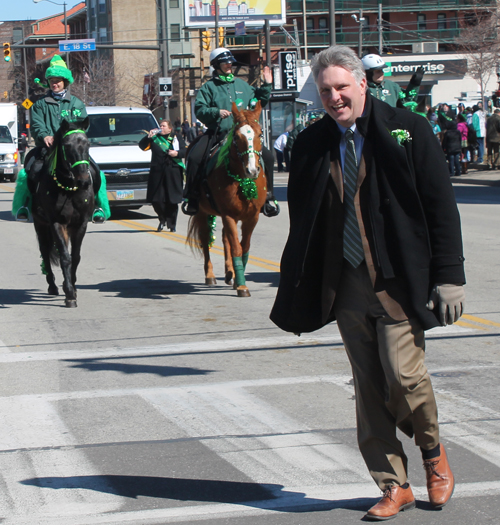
[451, 163, 500, 187]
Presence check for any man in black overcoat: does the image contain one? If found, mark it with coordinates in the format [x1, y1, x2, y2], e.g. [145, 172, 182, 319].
[270, 46, 466, 521]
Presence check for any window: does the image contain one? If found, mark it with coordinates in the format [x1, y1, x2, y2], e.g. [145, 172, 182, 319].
[306, 18, 314, 31]
[437, 13, 447, 30]
[319, 18, 327, 30]
[184, 29, 190, 42]
[99, 0, 106, 14]
[417, 14, 426, 30]
[99, 27, 107, 43]
[170, 0, 179, 7]
[336, 18, 342, 33]
[171, 23, 181, 42]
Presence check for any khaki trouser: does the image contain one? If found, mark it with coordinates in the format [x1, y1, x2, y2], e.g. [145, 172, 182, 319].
[333, 261, 439, 489]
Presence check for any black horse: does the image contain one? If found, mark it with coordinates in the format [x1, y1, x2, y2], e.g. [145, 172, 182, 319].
[32, 118, 96, 307]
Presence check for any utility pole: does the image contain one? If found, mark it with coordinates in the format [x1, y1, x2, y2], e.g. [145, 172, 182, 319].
[378, 3, 383, 54]
[358, 9, 364, 58]
[264, 19, 271, 68]
[160, 0, 169, 120]
[329, 0, 336, 46]
[21, 26, 31, 143]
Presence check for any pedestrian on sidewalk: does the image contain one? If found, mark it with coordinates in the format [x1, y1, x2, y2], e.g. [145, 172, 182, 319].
[456, 114, 469, 173]
[273, 131, 288, 172]
[472, 103, 486, 163]
[271, 45, 465, 522]
[486, 109, 500, 170]
[442, 121, 462, 176]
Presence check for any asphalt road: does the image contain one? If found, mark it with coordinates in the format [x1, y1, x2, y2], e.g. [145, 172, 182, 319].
[0, 177, 499, 524]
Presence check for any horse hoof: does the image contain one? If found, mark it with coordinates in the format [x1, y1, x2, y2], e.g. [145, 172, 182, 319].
[65, 299, 77, 308]
[236, 288, 251, 298]
[205, 277, 217, 286]
[225, 271, 234, 286]
[48, 286, 59, 296]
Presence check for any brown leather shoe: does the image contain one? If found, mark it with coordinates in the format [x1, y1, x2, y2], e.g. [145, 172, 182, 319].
[423, 444, 455, 508]
[365, 484, 415, 521]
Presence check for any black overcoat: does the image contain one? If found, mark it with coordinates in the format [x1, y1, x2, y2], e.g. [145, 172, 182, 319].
[139, 132, 186, 204]
[270, 95, 465, 334]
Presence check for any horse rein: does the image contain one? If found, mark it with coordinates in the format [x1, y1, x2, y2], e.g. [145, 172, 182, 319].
[50, 129, 90, 192]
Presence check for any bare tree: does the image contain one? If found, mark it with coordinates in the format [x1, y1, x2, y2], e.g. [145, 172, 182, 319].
[456, 2, 500, 105]
[70, 53, 118, 106]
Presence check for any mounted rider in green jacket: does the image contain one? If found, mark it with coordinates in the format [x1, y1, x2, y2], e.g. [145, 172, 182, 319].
[14, 55, 109, 223]
[362, 54, 424, 108]
[182, 48, 279, 217]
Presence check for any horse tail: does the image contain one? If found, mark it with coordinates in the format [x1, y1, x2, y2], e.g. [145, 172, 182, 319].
[186, 214, 205, 256]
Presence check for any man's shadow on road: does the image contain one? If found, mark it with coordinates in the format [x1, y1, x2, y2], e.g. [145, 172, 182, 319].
[20, 475, 375, 513]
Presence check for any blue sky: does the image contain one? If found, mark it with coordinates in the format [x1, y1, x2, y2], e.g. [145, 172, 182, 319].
[1, 0, 83, 22]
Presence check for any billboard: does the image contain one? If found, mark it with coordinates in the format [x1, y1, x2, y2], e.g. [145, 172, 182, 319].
[185, 0, 286, 27]
[278, 51, 297, 92]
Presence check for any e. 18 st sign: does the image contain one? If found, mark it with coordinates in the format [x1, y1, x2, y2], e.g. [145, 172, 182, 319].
[59, 39, 96, 53]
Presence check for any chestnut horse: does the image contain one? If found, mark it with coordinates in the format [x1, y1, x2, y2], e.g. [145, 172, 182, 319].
[187, 102, 267, 297]
[32, 118, 95, 307]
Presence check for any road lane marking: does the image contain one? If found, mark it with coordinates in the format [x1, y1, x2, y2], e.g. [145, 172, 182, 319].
[462, 313, 500, 328]
[0, 326, 479, 363]
[0, 398, 122, 518]
[112, 219, 280, 271]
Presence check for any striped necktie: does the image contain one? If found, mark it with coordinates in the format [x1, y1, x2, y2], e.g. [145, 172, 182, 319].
[343, 129, 364, 268]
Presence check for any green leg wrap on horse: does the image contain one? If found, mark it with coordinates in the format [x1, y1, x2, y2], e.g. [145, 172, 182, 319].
[93, 170, 111, 220]
[233, 256, 246, 287]
[11, 169, 31, 217]
[242, 252, 249, 271]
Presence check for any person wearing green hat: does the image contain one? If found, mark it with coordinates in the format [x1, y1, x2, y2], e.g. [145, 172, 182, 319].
[14, 55, 109, 223]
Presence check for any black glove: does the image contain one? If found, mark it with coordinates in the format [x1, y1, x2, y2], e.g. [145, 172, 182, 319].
[409, 66, 425, 88]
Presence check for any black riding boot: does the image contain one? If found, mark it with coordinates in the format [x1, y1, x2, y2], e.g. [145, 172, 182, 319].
[261, 146, 280, 217]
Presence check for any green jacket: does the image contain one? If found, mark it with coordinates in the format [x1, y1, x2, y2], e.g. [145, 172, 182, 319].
[195, 75, 272, 133]
[31, 92, 87, 147]
[367, 79, 402, 108]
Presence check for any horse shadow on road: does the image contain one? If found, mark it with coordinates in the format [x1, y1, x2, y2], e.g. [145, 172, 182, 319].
[19, 475, 373, 514]
[63, 356, 214, 378]
[78, 278, 206, 299]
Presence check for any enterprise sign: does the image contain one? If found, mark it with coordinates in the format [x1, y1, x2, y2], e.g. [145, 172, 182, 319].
[278, 51, 297, 92]
[385, 59, 467, 77]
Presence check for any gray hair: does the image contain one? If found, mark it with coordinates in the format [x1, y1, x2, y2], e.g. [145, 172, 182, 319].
[311, 46, 366, 85]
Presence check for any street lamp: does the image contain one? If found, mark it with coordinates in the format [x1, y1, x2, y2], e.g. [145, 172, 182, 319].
[33, 0, 68, 41]
[351, 11, 365, 58]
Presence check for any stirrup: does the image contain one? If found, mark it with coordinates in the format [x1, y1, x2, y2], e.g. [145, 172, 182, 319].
[92, 208, 105, 224]
[16, 206, 30, 222]
[262, 199, 280, 218]
[181, 199, 198, 216]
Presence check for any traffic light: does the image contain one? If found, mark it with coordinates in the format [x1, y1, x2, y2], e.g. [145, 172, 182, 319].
[202, 30, 211, 51]
[3, 42, 11, 62]
[218, 27, 225, 46]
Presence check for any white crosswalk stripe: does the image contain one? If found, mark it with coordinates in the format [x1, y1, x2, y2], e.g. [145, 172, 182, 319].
[0, 354, 498, 522]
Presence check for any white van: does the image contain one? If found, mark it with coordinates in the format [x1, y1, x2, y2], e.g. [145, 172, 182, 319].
[0, 103, 19, 181]
[86, 106, 159, 208]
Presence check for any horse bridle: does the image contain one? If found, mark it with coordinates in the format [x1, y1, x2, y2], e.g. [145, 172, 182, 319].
[233, 122, 262, 162]
[50, 129, 91, 192]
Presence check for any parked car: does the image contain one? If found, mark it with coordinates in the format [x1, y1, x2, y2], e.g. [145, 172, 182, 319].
[86, 106, 159, 209]
[0, 103, 19, 181]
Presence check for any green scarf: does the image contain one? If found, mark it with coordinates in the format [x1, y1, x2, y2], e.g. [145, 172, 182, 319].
[152, 133, 185, 169]
[218, 73, 234, 83]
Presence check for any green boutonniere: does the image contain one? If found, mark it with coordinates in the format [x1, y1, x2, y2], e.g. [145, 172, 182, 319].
[390, 129, 411, 146]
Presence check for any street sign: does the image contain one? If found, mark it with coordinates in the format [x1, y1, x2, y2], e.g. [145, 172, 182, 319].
[22, 99, 33, 110]
[159, 77, 172, 97]
[59, 39, 96, 53]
